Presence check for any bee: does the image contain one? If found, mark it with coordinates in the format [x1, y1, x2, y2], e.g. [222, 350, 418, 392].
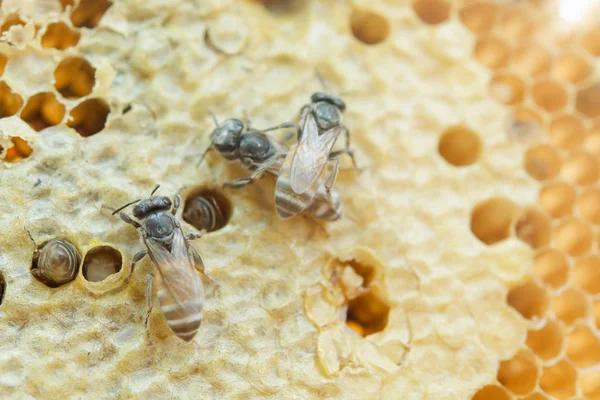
[108, 185, 215, 342]
[200, 114, 343, 221]
[274, 91, 356, 219]
[26, 231, 81, 288]
[182, 194, 225, 233]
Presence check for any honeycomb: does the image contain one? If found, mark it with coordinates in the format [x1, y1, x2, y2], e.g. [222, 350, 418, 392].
[0, 0, 598, 399]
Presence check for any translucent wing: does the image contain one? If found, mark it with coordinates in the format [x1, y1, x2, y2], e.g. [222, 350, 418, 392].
[145, 227, 204, 314]
[290, 112, 340, 194]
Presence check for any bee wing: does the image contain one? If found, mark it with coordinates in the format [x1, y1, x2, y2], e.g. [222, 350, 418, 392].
[145, 228, 204, 315]
[290, 113, 339, 194]
[274, 145, 324, 219]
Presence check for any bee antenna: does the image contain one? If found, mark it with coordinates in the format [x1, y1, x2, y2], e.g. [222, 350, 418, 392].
[111, 199, 141, 216]
[150, 184, 160, 196]
[315, 67, 329, 92]
[197, 139, 214, 168]
[204, 108, 219, 128]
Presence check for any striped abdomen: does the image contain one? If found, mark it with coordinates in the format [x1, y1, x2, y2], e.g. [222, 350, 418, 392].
[182, 196, 224, 232]
[155, 273, 204, 342]
[306, 187, 343, 221]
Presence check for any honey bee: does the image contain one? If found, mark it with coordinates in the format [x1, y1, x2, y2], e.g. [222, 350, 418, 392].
[109, 185, 215, 342]
[26, 231, 81, 288]
[183, 194, 225, 233]
[274, 91, 356, 219]
[200, 115, 343, 221]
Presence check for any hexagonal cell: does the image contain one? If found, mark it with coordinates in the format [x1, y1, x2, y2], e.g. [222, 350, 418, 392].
[531, 79, 568, 113]
[67, 98, 110, 137]
[512, 43, 552, 77]
[82, 245, 122, 283]
[350, 9, 389, 45]
[551, 288, 588, 325]
[1, 14, 24, 34]
[41, 22, 81, 50]
[549, 114, 585, 150]
[0, 82, 23, 118]
[505, 108, 543, 144]
[2, 137, 32, 163]
[497, 349, 539, 395]
[538, 181, 575, 218]
[182, 186, 233, 233]
[438, 125, 482, 167]
[566, 324, 600, 368]
[459, 3, 497, 34]
[524, 145, 561, 181]
[470, 198, 516, 245]
[561, 152, 599, 186]
[553, 52, 592, 83]
[20, 92, 66, 132]
[346, 289, 390, 336]
[581, 28, 600, 56]
[54, 57, 96, 99]
[526, 319, 563, 361]
[553, 218, 593, 256]
[539, 360, 577, 399]
[581, 370, 600, 400]
[471, 384, 512, 400]
[514, 208, 551, 249]
[412, 0, 450, 25]
[534, 248, 569, 290]
[576, 84, 600, 119]
[507, 280, 549, 320]
[577, 188, 600, 224]
[574, 255, 600, 294]
[490, 73, 526, 105]
[70, 0, 113, 29]
[475, 36, 510, 69]
[497, 8, 533, 41]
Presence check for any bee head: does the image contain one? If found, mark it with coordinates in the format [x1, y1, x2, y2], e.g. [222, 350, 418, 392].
[133, 196, 172, 219]
[310, 92, 346, 113]
[210, 118, 244, 160]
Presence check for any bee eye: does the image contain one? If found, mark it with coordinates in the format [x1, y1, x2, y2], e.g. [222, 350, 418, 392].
[31, 239, 81, 288]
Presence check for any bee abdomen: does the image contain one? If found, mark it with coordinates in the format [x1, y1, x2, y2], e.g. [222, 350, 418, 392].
[157, 288, 203, 342]
[182, 196, 224, 232]
[32, 239, 81, 287]
[274, 180, 312, 219]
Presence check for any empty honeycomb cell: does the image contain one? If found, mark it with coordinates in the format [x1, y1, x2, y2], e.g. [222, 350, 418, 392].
[581, 370, 600, 400]
[497, 349, 539, 395]
[539, 360, 577, 400]
[578, 188, 600, 224]
[0, 54, 6, 77]
[565, 325, 600, 368]
[549, 115, 585, 150]
[0, 82, 23, 118]
[67, 98, 110, 137]
[20, 92, 66, 132]
[346, 290, 390, 336]
[524, 145, 561, 181]
[471, 384, 512, 400]
[54, 57, 96, 99]
[70, 0, 113, 29]
[514, 208, 552, 249]
[1, 14, 24, 34]
[2, 137, 32, 163]
[561, 152, 599, 186]
[82, 246, 122, 283]
[458, 3, 497, 34]
[438, 125, 482, 167]
[553, 52, 592, 83]
[350, 9, 389, 45]
[533, 248, 569, 290]
[474, 36, 510, 69]
[526, 319, 563, 361]
[412, 0, 450, 25]
[0, 270, 5, 306]
[512, 43, 552, 77]
[531, 80, 568, 113]
[539, 182, 575, 218]
[497, 9, 533, 41]
[576, 84, 600, 119]
[581, 28, 600, 56]
[505, 108, 543, 144]
[182, 186, 233, 233]
[41, 22, 81, 50]
[553, 218, 593, 256]
[490, 73, 526, 105]
[507, 281, 549, 320]
[470, 198, 516, 245]
[574, 255, 600, 294]
[551, 288, 588, 325]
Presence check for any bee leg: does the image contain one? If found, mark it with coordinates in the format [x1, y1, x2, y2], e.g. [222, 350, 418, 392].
[128, 250, 148, 280]
[223, 153, 285, 189]
[119, 211, 142, 229]
[260, 121, 300, 134]
[340, 126, 358, 169]
[144, 272, 154, 330]
[325, 157, 341, 192]
[172, 194, 181, 216]
[189, 243, 220, 292]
